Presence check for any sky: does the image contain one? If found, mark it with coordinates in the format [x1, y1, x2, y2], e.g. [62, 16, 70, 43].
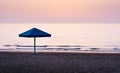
[0, 0, 120, 23]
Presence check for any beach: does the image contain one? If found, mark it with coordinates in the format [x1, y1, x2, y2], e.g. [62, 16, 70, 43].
[0, 51, 120, 73]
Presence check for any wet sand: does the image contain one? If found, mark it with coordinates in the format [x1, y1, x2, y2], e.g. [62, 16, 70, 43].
[0, 51, 120, 73]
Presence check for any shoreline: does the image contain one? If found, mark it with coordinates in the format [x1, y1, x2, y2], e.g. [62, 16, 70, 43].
[0, 51, 120, 55]
[0, 49, 120, 54]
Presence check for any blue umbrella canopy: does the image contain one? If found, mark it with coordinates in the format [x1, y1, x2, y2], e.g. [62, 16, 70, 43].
[19, 28, 51, 54]
[19, 28, 51, 37]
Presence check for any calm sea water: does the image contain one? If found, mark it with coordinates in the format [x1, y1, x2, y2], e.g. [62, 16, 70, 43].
[0, 23, 120, 53]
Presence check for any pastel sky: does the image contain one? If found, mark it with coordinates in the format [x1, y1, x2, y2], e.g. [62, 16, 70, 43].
[0, 0, 120, 23]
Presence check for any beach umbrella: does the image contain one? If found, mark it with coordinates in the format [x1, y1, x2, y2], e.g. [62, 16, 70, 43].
[19, 28, 51, 54]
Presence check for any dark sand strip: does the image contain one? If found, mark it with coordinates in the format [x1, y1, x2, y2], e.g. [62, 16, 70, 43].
[0, 51, 120, 73]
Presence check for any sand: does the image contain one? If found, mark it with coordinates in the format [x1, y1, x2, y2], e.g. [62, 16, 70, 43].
[0, 51, 120, 73]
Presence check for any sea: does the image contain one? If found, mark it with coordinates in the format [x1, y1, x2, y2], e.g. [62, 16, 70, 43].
[0, 23, 120, 53]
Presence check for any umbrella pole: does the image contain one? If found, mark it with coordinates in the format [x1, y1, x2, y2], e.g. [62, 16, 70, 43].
[34, 37, 36, 55]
